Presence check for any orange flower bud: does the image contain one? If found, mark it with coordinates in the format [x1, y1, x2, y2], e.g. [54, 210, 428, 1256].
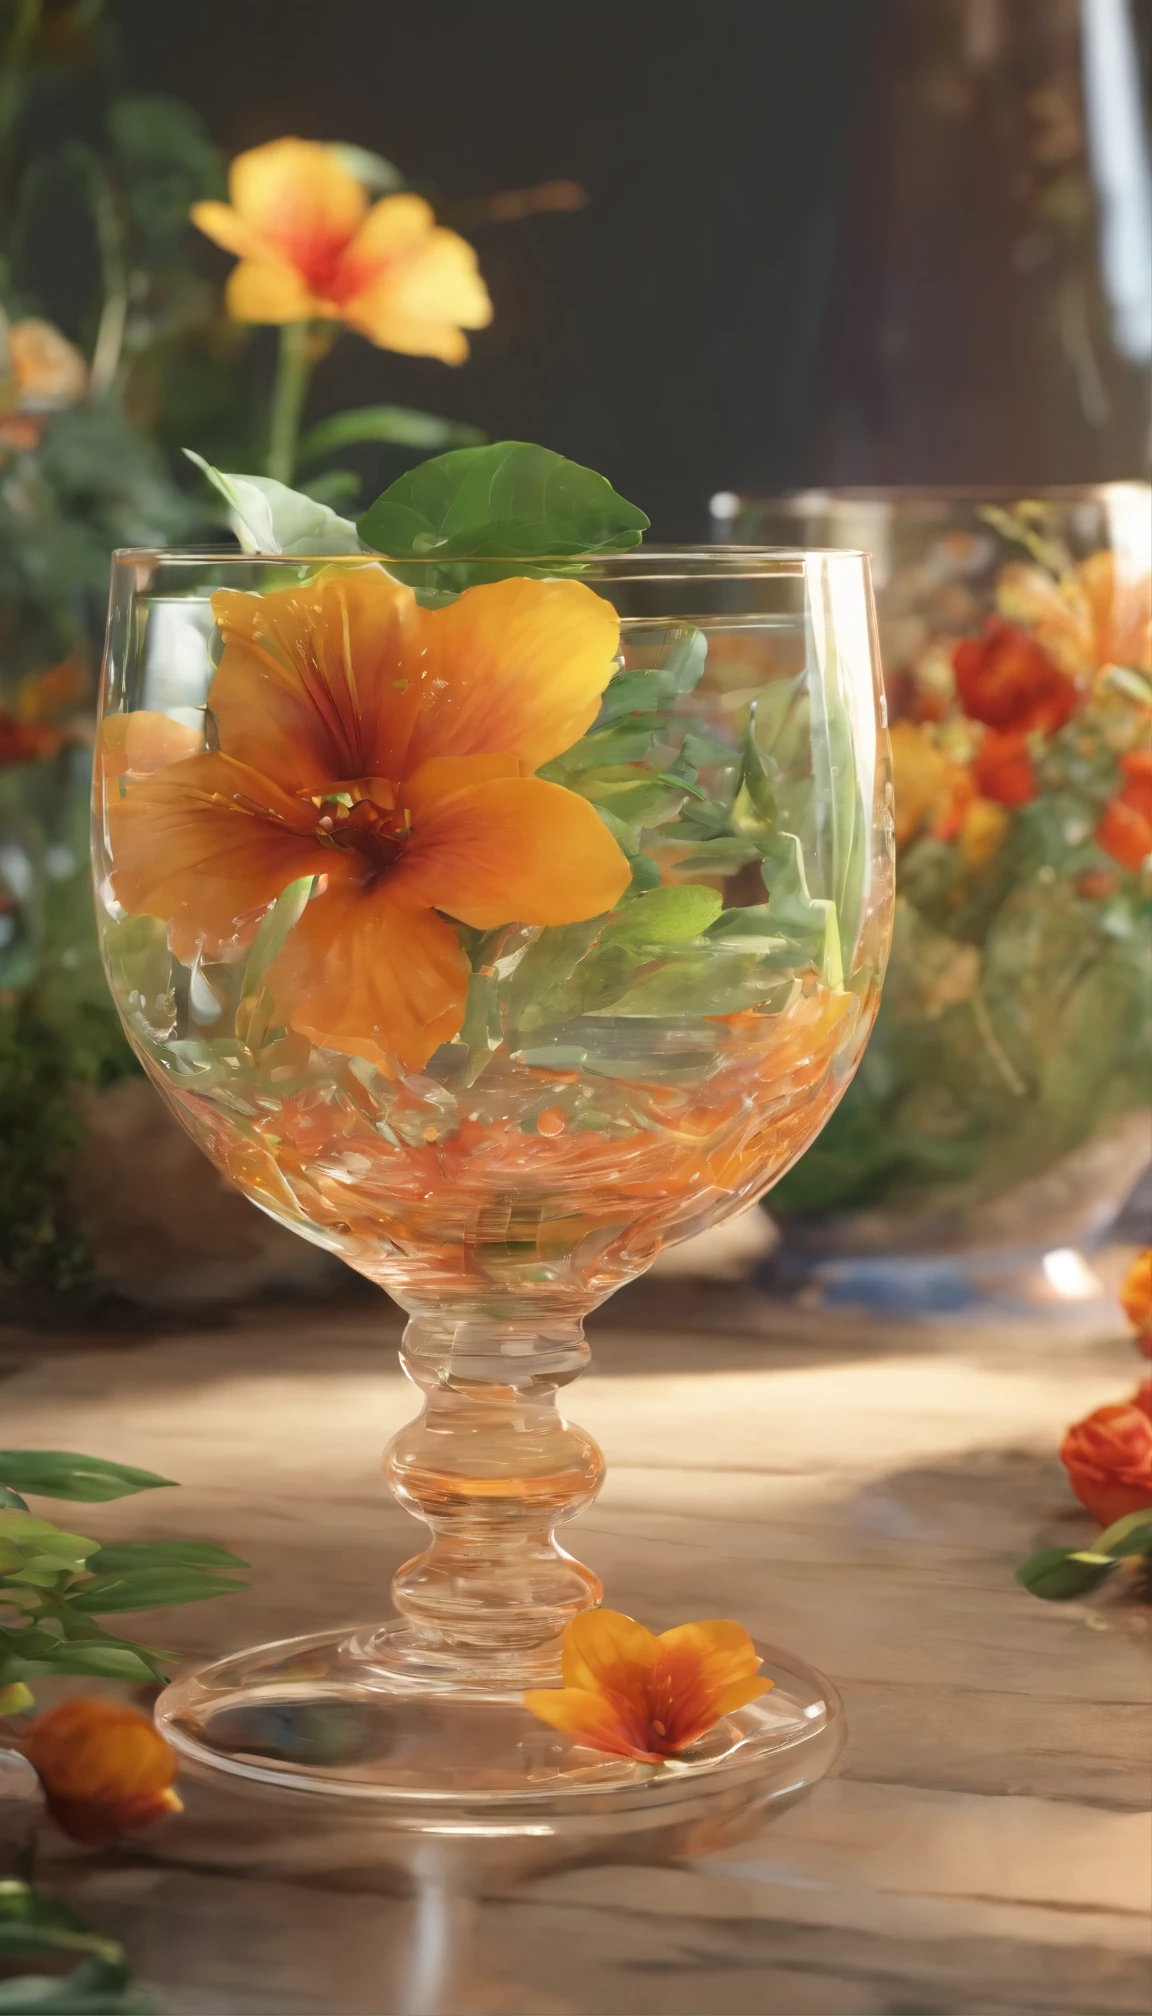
[1097, 795, 1152, 872]
[21, 1698, 183, 1844]
[1059, 1403, 1152, 1528]
[1120, 1249, 1152, 1357]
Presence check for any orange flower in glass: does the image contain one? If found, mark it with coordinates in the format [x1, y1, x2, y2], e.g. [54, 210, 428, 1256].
[1120, 1247, 1152, 1357]
[21, 1698, 183, 1845]
[191, 138, 492, 361]
[523, 1608, 771, 1763]
[107, 571, 632, 1070]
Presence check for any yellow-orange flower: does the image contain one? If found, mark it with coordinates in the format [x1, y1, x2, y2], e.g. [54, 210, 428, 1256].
[997, 552, 1152, 680]
[191, 138, 492, 362]
[21, 1698, 182, 1844]
[1120, 1248, 1152, 1358]
[957, 794, 1010, 868]
[107, 570, 631, 1070]
[3, 316, 87, 410]
[889, 720, 973, 847]
[523, 1607, 771, 1762]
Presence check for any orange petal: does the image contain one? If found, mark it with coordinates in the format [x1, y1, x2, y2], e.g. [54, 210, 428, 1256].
[655, 1620, 768, 1747]
[100, 710, 203, 780]
[405, 578, 620, 773]
[189, 198, 263, 261]
[108, 751, 327, 962]
[341, 204, 493, 359]
[560, 1608, 660, 1697]
[210, 569, 423, 796]
[225, 258, 320, 326]
[268, 866, 470, 1071]
[227, 138, 366, 276]
[522, 1684, 664, 1762]
[401, 770, 631, 929]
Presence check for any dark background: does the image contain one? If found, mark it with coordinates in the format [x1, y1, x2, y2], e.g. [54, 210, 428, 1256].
[67, 0, 1152, 534]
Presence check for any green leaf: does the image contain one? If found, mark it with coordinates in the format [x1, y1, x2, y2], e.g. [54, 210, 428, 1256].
[240, 877, 315, 1000]
[0, 1883, 123, 1966]
[1091, 1513, 1152, 1558]
[0, 1454, 175, 1503]
[67, 1568, 248, 1614]
[5, 1644, 163, 1683]
[605, 950, 789, 1018]
[0, 1512, 99, 1564]
[730, 712, 780, 838]
[86, 1540, 249, 1573]
[325, 143, 405, 193]
[356, 441, 648, 582]
[0, 1486, 29, 1511]
[705, 907, 793, 959]
[1015, 1547, 1116, 1601]
[597, 629, 707, 724]
[0, 1956, 158, 2013]
[760, 833, 843, 986]
[184, 453, 360, 555]
[298, 406, 485, 465]
[601, 885, 722, 946]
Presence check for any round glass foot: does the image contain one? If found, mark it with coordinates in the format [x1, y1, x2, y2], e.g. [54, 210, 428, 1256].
[156, 1625, 844, 1844]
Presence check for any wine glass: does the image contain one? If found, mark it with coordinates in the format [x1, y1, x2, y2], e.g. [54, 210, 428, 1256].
[94, 546, 891, 1836]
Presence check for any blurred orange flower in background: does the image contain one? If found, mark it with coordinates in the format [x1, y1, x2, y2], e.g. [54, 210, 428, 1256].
[997, 552, 1152, 680]
[523, 1608, 771, 1762]
[1097, 748, 1152, 873]
[972, 727, 1037, 807]
[21, 1698, 182, 1844]
[0, 313, 87, 449]
[889, 720, 973, 845]
[953, 616, 1079, 736]
[192, 138, 492, 362]
[1059, 1403, 1152, 1527]
[109, 570, 631, 1070]
[1120, 1248, 1152, 1356]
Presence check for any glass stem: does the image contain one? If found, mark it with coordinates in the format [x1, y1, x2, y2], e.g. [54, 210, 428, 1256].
[385, 1310, 604, 1680]
[265, 321, 312, 485]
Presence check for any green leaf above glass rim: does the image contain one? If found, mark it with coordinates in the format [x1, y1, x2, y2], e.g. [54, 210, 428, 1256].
[184, 452, 361, 555]
[356, 441, 649, 580]
[297, 405, 485, 466]
[1, 1642, 164, 1683]
[0, 1453, 176, 1503]
[1014, 1547, 1116, 1601]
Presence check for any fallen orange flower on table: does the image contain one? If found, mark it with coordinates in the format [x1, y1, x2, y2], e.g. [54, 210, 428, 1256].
[108, 570, 631, 1070]
[21, 1698, 182, 1844]
[1059, 1403, 1152, 1528]
[523, 1608, 771, 1762]
[192, 137, 492, 362]
[1120, 1248, 1152, 1357]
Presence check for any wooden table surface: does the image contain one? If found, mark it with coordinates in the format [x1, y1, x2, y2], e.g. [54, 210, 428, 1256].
[2, 1275, 1150, 2015]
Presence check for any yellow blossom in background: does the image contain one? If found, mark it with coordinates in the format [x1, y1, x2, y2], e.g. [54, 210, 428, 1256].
[2, 316, 87, 409]
[191, 138, 492, 362]
[889, 720, 972, 847]
[957, 794, 1010, 868]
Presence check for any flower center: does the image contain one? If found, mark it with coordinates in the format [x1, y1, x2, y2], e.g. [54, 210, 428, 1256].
[311, 783, 407, 874]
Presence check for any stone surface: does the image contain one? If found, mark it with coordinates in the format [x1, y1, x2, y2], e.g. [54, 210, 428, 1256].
[0, 1278, 1149, 2014]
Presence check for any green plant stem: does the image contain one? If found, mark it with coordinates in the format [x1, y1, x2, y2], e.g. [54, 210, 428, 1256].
[266, 321, 313, 485]
[0, 0, 40, 203]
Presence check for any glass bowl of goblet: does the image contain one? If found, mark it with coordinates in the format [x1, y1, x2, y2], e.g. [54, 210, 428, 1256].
[94, 546, 891, 1838]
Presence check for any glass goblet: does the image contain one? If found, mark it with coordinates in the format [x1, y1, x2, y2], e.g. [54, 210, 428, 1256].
[94, 546, 891, 1835]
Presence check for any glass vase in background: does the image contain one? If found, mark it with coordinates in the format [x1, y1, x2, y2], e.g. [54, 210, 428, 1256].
[714, 486, 1152, 1316]
[94, 544, 890, 1831]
